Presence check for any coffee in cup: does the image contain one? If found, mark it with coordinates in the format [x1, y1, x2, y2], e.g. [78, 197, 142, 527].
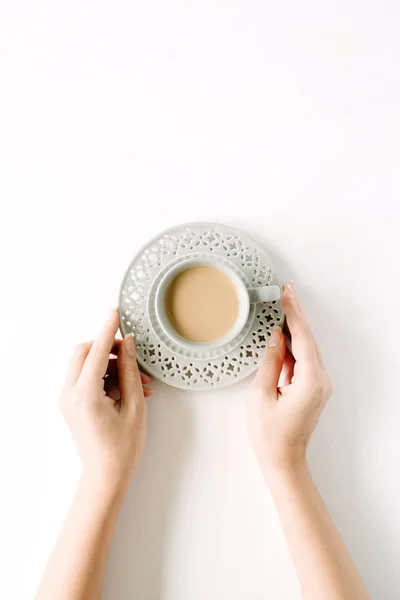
[164, 266, 240, 343]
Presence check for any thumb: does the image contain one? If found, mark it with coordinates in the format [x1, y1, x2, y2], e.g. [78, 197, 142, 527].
[254, 327, 286, 397]
[118, 333, 143, 409]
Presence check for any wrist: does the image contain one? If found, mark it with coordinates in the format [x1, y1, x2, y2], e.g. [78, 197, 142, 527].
[261, 455, 310, 487]
[80, 467, 131, 506]
[265, 463, 313, 500]
[263, 461, 316, 515]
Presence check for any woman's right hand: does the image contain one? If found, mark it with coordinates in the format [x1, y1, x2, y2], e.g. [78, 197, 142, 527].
[247, 281, 333, 477]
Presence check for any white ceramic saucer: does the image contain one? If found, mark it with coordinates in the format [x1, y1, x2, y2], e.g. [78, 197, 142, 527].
[118, 222, 283, 391]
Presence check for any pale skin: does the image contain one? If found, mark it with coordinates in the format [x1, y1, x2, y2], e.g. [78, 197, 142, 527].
[35, 282, 370, 600]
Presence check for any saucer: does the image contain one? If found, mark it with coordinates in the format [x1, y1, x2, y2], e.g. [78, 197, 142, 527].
[118, 222, 283, 390]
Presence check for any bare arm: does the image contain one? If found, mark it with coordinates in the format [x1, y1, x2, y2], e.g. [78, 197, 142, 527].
[36, 475, 123, 600]
[248, 282, 370, 600]
[268, 465, 368, 600]
[35, 310, 152, 600]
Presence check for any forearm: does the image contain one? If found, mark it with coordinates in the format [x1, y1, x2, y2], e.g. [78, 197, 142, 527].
[267, 463, 370, 600]
[35, 473, 125, 600]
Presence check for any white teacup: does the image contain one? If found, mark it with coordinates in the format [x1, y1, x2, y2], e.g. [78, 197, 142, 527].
[155, 257, 281, 351]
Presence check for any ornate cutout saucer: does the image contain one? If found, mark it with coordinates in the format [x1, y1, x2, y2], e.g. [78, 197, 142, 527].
[118, 223, 283, 390]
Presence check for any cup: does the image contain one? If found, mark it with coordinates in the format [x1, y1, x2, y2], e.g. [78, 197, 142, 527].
[154, 257, 281, 350]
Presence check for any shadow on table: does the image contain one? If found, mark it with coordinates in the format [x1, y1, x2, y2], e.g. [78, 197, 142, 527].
[103, 384, 193, 600]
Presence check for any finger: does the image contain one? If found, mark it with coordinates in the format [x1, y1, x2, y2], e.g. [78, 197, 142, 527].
[71, 342, 121, 381]
[117, 333, 144, 410]
[254, 326, 286, 398]
[285, 282, 325, 367]
[282, 283, 319, 373]
[278, 349, 295, 388]
[64, 342, 92, 388]
[68, 339, 120, 360]
[80, 309, 120, 383]
[106, 357, 151, 384]
[104, 372, 151, 399]
[140, 371, 152, 384]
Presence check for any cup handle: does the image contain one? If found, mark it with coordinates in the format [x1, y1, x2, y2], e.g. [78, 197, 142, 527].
[248, 284, 281, 304]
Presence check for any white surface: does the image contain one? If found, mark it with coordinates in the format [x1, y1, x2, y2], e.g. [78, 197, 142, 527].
[1, 1, 399, 599]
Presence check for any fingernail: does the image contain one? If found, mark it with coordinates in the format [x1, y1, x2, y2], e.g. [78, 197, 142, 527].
[285, 280, 294, 291]
[285, 281, 295, 298]
[268, 327, 282, 348]
[124, 333, 136, 356]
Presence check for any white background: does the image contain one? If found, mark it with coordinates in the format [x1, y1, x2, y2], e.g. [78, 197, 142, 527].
[1, 1, 399, 599]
